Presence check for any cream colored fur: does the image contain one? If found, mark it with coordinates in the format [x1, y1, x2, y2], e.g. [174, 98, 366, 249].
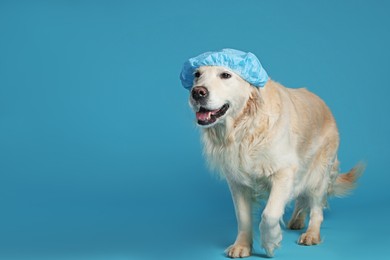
[189, 66, 364, 258]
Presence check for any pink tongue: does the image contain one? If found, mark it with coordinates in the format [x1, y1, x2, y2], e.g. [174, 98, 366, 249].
[196, 108, 220, 121]
[196, 111, 211, 121]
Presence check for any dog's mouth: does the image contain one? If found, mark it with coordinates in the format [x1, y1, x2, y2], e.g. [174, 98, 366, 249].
[196, 104, 230, 126]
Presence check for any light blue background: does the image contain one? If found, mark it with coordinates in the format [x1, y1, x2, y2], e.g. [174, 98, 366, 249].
[1, 0, 389, 259]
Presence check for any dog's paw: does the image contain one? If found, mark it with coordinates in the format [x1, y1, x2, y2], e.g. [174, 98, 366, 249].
[225, 244, 251, 258]
[288, 218, 305, 230]
[260, 217, 282, 257]
[298, 231, 321, 246]
[262, 242, 279, 258]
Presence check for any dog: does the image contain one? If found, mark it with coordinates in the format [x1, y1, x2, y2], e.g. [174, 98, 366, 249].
[187, 65, 364, 258]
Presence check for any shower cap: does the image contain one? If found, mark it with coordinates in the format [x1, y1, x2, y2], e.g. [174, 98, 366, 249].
[180, 48, 269, 90]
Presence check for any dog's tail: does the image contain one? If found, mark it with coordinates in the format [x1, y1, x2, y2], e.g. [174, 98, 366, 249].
[328, 162, 365, 197]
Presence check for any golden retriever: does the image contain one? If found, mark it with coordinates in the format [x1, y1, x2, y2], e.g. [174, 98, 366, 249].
[188, 65, 364, 258]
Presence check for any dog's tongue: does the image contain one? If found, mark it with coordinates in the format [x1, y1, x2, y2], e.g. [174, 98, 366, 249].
[196, 111, 211, 121]
[196, 108, 219, 121]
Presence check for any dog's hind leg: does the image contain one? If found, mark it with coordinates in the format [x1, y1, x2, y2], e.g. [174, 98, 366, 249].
[298, 195, 324, 245]
[288, 195, 308, 230]
[298, 136, 338, 245]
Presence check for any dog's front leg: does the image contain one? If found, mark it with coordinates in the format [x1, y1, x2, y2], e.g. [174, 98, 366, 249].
[225, 180, 253, 258]
[260, 168, 294, 257]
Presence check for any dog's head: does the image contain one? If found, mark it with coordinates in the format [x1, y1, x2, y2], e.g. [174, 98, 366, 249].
[189, 66, 254, 127]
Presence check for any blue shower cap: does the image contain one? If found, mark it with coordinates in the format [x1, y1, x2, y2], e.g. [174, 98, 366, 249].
[180, 48, 269, 90]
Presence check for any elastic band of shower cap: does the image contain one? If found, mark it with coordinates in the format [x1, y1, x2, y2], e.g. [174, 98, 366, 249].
[179, 48, 269, 90]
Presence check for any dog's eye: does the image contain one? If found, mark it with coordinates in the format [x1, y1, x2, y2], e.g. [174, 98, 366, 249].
[220, 72, 232, 79]
[194, 71, 201, 78]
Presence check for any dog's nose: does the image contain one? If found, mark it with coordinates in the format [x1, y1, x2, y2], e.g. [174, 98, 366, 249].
[192, 86, 209, 101]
